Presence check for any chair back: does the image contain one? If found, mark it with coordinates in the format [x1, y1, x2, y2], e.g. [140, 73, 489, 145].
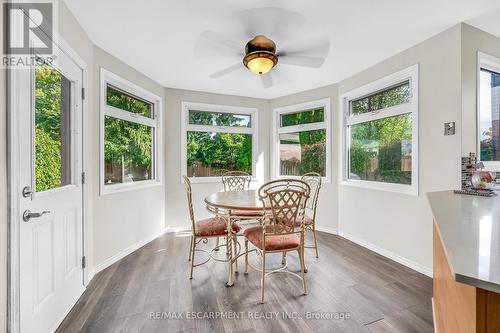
[258, 179, 310, 234]
[182, 176, 196, 232]
[222, 171, 251, 191]
[301, 172, 322, 219]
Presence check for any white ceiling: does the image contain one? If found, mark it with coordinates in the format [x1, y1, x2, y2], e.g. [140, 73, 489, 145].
[64, 0, 500, 99]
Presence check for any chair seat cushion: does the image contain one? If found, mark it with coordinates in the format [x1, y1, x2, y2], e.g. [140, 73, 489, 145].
[195, 217, 240, 237]
[232, 210, 263, 219]
[294, 215, 314, 226]
[304, 215, 314, 225]
[243, 226, 300, 251]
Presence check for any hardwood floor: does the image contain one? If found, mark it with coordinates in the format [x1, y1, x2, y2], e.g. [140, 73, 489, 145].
[57, 231, 433, 333]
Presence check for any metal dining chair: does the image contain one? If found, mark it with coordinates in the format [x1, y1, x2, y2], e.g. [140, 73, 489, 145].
[301, 172, 322, 258]
[243, 179, 310, 303]
[221, 171, 251, 191]
[183, 176, 240, 279]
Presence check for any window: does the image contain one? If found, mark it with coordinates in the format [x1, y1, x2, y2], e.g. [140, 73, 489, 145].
[478, 52, 500, 170]
[34, 63, 72, 192]
[272, 99, 331, 181]
[341, 65, 419, 194]
[100, 69, 162, 194]
[181, 102, 258, 182]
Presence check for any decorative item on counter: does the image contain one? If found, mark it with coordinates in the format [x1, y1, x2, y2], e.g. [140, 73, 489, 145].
[456, 152, 497, 197]
[460, 152, 478, 190]
[471, 171, 495, 190]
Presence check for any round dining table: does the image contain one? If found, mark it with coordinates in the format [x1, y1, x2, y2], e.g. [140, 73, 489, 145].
[204, 190, 270, 286]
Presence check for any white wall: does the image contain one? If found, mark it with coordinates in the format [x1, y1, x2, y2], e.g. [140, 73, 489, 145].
[90, 47, 167, 267]
[461, 24, 500, 155]
[164, 89, 270, 228]
[270, 85, 340, 234]
[336, 25, 463, 274]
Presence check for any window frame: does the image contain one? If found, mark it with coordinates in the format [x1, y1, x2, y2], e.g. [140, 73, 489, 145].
[271, 98, 331, 183]
[339, 64, 419, 195]
[477, 52, 500, 171]
[99, 68, 163, 195]
[181, 101, 258, 183]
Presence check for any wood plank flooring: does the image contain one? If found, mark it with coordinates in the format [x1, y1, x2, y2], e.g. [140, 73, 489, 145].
[57, 231, 433, 333]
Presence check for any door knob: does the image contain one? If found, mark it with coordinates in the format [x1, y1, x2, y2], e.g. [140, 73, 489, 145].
[22, 210, 50, 222]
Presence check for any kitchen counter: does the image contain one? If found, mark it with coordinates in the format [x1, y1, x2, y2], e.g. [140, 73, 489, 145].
[427, 190, 500, 293]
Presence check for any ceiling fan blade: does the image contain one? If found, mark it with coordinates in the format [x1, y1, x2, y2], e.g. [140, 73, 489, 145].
[238, 7, 306, 40]
[278, 37, 330, 58]
[209, 63, 242, 79]
[260, 73, 274, 89]
[195, 30, 244, 57]
[279, 55, 325, 68]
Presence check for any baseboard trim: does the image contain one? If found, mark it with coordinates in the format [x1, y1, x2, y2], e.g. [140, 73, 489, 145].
[93, 228, 167, 275]
[338, 230, 433, 277]
[315, 225, 338, 235]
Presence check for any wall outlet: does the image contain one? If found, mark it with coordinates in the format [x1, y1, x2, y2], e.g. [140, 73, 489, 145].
[444, 122, 456, 136]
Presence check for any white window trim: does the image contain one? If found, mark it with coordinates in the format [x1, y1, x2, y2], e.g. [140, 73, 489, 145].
[339, 64, 419, 195]
[181, 101, 259, 183]
[99, 68, 163, 195]
[271, 98, 332, 183]
[477, 52, 500, 171]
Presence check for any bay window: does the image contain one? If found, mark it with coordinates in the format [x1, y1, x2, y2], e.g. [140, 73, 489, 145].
[341, 65, 419, 194]
[100, 69, 162, 194]
[272, 99, 331, 181]
[181, 102, 258, 182]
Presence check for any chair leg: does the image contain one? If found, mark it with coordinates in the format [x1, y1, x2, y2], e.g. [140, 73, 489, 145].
[188, 236, 193, 262]
[281, 252, 287, 266]
[244, 239, 249, 274]
[299, 247, 308, 295]
[260, 250, 266, 304]
[233, 233, 239, 273]
[312, 225, 319, 258]
[189, 236, 196, 280]
[214, 236, 220, 251]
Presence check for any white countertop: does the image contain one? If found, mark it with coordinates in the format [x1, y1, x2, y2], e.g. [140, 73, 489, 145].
[427, 190, 500, 293]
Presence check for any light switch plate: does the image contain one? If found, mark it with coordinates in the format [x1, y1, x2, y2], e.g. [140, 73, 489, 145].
[444, 122, 456, 136]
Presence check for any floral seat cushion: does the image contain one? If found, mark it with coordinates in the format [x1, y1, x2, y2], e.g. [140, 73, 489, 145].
[195, 217, 240, 237]
[243, 225, 300, 251]
[294, 215, 314, 226]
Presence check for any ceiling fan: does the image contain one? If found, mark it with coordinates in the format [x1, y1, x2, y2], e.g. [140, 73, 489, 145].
[195, 7, 330, 89]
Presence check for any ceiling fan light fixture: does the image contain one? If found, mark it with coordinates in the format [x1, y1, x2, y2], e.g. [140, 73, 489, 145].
[243, 51, 278, 75]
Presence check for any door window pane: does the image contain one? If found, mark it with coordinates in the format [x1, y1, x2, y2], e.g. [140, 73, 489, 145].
[35, 64, 72, 192]
[479, 69, 500, 161]
[188, 110, 251, 127]
[106, 85, 152, 118]
[280, 108, 324, 127]
[186, 131, 252, 177]
[350, 81, 410, 115]
[104, 116, 153, 185]
[279, 129, 326, 176]
[349, 114, 412, 184]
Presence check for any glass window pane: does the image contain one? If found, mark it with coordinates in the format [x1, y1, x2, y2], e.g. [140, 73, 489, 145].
[104, 116, 153, 185]
[349, 114, 412, 185]
[280, 108, 324, 127]
[479, 68, 500, 162]
[186, 132, 252, 177]
[279, 129, 326, 177]
[188, 110, 251, 127]
[106, 85, 152, 118]
[35, 64, 72, 192]
[350, 81, 410, 115]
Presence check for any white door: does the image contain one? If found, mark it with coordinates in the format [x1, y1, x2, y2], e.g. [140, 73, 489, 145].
[15, 46, 85, 333]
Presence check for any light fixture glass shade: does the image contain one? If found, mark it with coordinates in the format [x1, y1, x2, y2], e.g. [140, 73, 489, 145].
[246, 57, 275, 75]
